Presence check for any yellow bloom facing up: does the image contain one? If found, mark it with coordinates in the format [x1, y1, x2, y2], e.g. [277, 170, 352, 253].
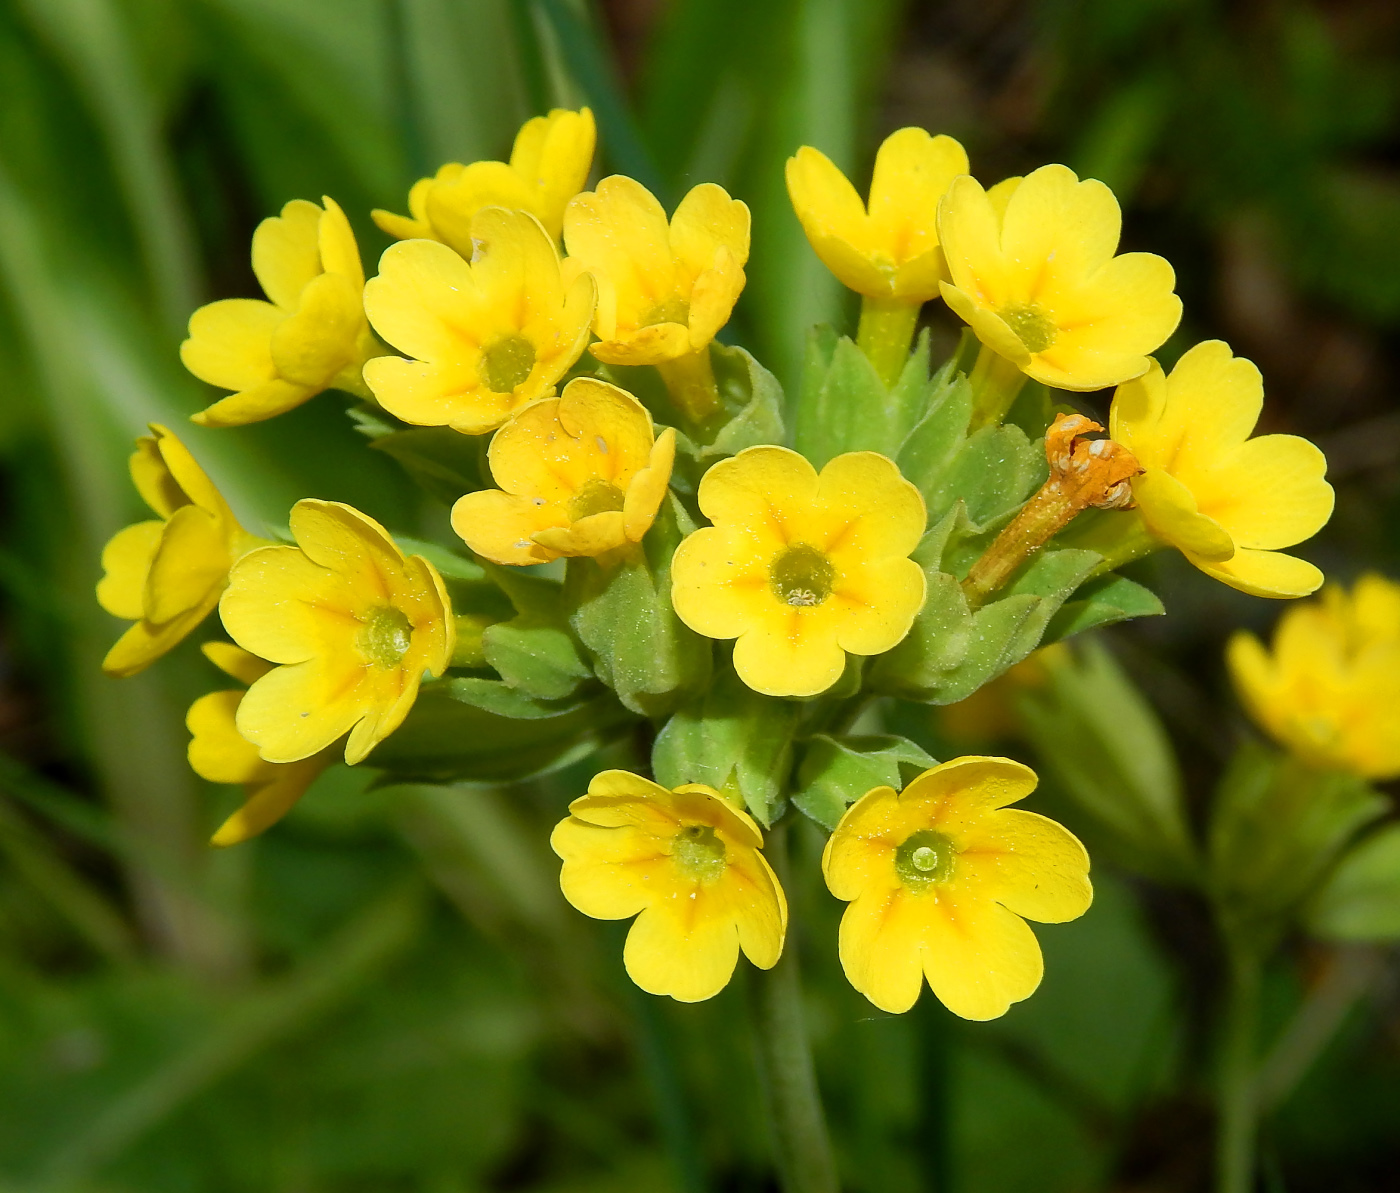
[182, 197, 378, 427]
[671, 446, 926, 698]
[1227, 576, 1400, 780]
[550, 770, 787, 1002]
[219, 500, 454, 766]
[1110, 340, 1333, 598]
[823, 757, 1092, 1019]
[363, 207, 595, 435]
[97, 425, 264, 677]
[372, 108, 595, 249]
[937, 164, 1182, 392]
[187, 643, 333, 847]
[451, 378, 675, 565]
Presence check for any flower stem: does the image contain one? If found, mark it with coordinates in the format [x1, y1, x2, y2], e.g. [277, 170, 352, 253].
[1216, 947, 1261, 1193]
[856, 296, 921, 389]
[967, 343, 1027, 432]
[656, 347, 723, 426]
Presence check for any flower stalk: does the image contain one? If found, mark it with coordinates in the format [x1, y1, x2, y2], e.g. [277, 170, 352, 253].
[1215, 946, 1261, 1193]
[967, 342, 1028, 431]
[856, 296, 920, 388]
[657, 348, 724, 426]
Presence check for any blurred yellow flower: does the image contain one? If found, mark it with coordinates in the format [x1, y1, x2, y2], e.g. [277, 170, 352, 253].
[671, 446, 925, 697]
[182, 197, 379, 427]
[938, 165, 1181, 391]
[219, 500, 454, 766]
[823, 756, 1092, 1019]
[363, 206, 596, 435]
[550, 770, 787, 1002]
[187, 643, 332, 847]
[452, 378, 675, 565]
[1110, 340, 1333, 598]
[97, 425, 264, 677]
[1228, 575, 1400, 779]
[372, 108, 595, 248]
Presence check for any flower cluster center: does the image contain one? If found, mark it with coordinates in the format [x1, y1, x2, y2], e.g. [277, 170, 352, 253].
[894, 828, 956, 890]
[480, 333, 537, 393]
[999, 303, 1057, 354]
[568, 478, 627, 522]
[672, 823, 727, 882]
[770, 543, 835, 607]
[360, 605, 414, 668]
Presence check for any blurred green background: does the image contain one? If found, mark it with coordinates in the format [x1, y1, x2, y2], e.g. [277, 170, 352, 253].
[0, 0, 1397, 1189]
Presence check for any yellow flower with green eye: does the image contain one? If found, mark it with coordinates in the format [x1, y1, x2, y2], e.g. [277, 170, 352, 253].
[1109, 340, 1333, 598]
[362, 207, 596, 435]
[670, 446, 926, 698]
[187, 643, 333, 847]
[219, 500, 454, 766]
[372, 108, 595, 249]
[550, 770, 787, 1003]
[451, 377, 675, 565]
[1227, 575, 1400, 779]
[937, 164, 1182, 391]
[823, 756, 1092, 1019]
[182, 197, 380, 427]
[97, 425, 265, 677]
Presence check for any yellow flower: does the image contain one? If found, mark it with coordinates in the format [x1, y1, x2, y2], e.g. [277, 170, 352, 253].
[97, 425, 263, 677]
[187, 643, 333, 847]
[182, 197, 378, 427]
[562, 176, 750, 366]
[1109, 340, 1333, 598]
[785, 128, 969, 301]
[219, 500, 454, 766]
[362, 206, 596, 435]
[670, 446, 926, 697]
[937, 165, 1182, 390]
[451, 378, 675, 565]
[1227, 575, 1400, 779]
[372, 108, 595, 249]
[823, 756, 1092, 1019]
[550, 770, 787, 1002]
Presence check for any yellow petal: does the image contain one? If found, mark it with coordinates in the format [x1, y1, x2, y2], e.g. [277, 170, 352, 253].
[552, 818, 668, 918]
[822, 785, 901, 902]
[533, 511, 627, 557]
[956, 807, 1092, 923]
[371, 204, 433, 242]
[938, 282, 1031, 365]
[1107, 358, 1169, 461]
[345, 668, 425, 765]
[731, 850, 787, 970]
[669, 182, 751, 279]
[511, 108, 597, 239]
[210, 756, 328, 847]
[1131, 469, 1236, 562]
[1191, 434, 1332, 551]
[363, 356, 517, 435]
[837, 884, 928, 1013]
[202, 641, 274, 685]
[732, 611, 846, 697]
[251, 199, 324, 311]
[150, 425, 234, 520]
[696, 445, 819, 533]
[1000, 164, 1121, 291]
[181, 298, 281, 392]
[623, 427, 676, 542]
[785, 146, 886, 295]
[220, 544, 344, 665]
[236, 658, 365, 764]
[902, 756, 1039, 819]
[363, 238, 481, 366]
[97, 520, 163, 620]
[557, 376, 656, 479]
[938, 175, 1013, 305]
[187, 689, 270, 784]
[577, 768, 677, 815]
[129, 434, 185, 519]
[814, 450, 926, 561]
[317, 196, 363, 288]
[101, 603, 211, 678]
[921, 893, 1044, 1021]
[867, 129, 967, 287]
[985, 176, 1023, 224]
[669, 526, 771, 640]
[452, 488, 559, 565]
[589, 323, 693, 366]
[269, 271, 363, 388]
[191, 379, 318, 427]
[891, 251, 948, 304]
[144, 503, 231, 624]
[828, 555, 926, 657]
[623, 890, 743, 1002]
[564, 175, 676, 327]
[426, 160, 536, 257]
[687, 250, 747, 350]
[1188, 547, 1324, 599]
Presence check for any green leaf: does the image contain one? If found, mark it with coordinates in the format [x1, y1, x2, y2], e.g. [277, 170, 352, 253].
[1044, 573, 1165, 643]
[393, 536, 486, 584]
[1308, 824, 1400, 942]
[792, 734, 935, 830]
[366, 423, 488, 506]
[479, 565, 592, 701]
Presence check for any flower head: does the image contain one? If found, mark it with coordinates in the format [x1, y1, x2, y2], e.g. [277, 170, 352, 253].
[1228, 576, 1400, 779]
[452, 378, 675, 564]
[1110, 340, 1333, 598]
[97, 425, 263, 677]
[937, 165, 1181, 391]
[372, 108, 595, 248]
[786, 128, 969, 301]
[363, 207, 596, 434]
[823, 756, 1092, 1018]
[671, 447, 925, 697]
[563, 177, 750, 366]
[182, 197, 377, 427]
[219, 500, 454, 765]
[550, 770, 787, 1002]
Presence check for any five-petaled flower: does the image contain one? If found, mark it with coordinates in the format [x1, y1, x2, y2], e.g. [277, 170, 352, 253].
[97, 425, 264, 677]
[550, 770, 787, 1002]
[363, 206, 596, 435]
[219, 500, 454, 766]
[823, 756, 1092, 1019]
[671, 446, 926, 697]
[452, 377, 675, 565]
[1109, 340, 1333, 598]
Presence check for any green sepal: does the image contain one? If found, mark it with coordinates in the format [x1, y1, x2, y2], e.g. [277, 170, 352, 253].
[1307, 823, 1400, 942]
[478, 564, 592, 701]
[792, 734, 936, 830]
[667, 343, 786, 493]
[1043, 574, 1165, 644]
[353, 406, 489, 505]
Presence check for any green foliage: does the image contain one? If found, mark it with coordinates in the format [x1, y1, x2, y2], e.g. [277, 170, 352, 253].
[481, 564, 593, 702]
[1307, 823, 1400, 942]
[792, 734, 935, 830]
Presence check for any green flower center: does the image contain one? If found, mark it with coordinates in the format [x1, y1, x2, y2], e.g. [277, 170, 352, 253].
[643, 297, 690, 328]
[894, 829, 957, 890]
[672, 823, 727, 882]
[998, 303, 1057, 354]
[770, 543, 834, 607]
[480, 334, 537, 393]
[360, 605, 414, 668]
[567, 478, 626, 522]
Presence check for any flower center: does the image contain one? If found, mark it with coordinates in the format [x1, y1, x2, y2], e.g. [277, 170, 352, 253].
[999, 303, 1057, 354]
[359, 605, 414, 668]
[672, 823, 727, 882]
[770, 543, 834, 607]
[567, 478, 626, 521]
[894, 829, 956, 890]
[480, 333, 537, 393]
[642, 297, 690, 328]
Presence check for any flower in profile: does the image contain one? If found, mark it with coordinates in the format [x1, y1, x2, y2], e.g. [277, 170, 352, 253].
[786, 127, 969, 301]
[187, 643, 333, 846]
[452, 378, 675, 565]
[1227, 575, 1400, 779]
[671, 446, 925, 697]
[937, 164, 1181, 391]
[550, 770, 787, 1002]
[97, 425, 264, 677]
[1109, 340, 1333, 598]
[363, 206, 595, 435]
[182, 197, 379, 427]
[823, 756, 1092, 1018]
[219, 500, 454, 765]
[372, 108, 595, 249]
